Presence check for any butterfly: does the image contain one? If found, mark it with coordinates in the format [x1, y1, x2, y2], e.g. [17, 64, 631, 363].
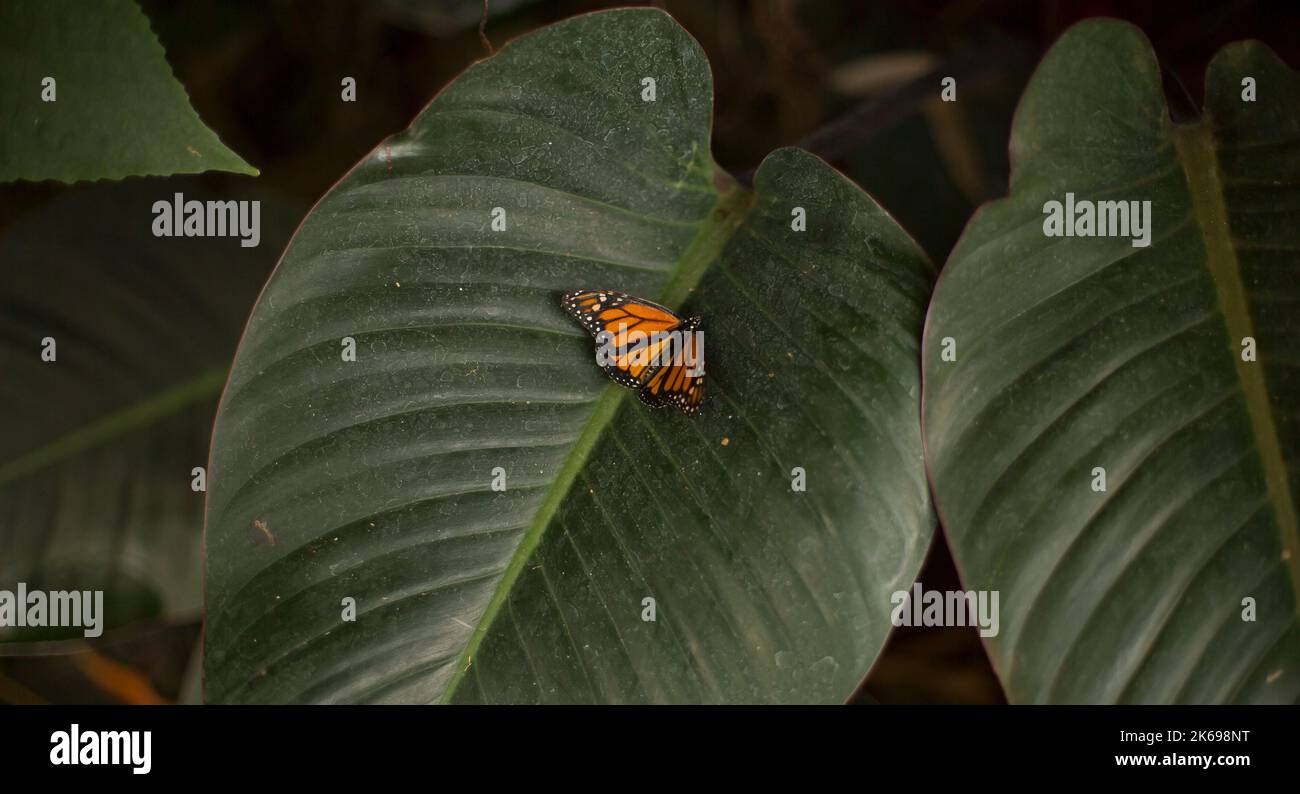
[560, 289, 706, 415]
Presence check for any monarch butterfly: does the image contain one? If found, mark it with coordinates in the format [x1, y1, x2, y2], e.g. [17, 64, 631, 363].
[560, 289, 706, 415]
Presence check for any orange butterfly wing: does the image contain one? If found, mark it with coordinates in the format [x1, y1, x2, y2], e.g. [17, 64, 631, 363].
[637, 317, 705, 415]
[560, 290, 705, 414]
[561, 290, 681, 384]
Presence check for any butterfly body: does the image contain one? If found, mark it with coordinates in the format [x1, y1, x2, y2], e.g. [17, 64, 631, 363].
[560, 289, 706, 415]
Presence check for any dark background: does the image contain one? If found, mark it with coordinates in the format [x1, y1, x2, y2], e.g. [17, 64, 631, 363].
[2, 0, 1297, 704]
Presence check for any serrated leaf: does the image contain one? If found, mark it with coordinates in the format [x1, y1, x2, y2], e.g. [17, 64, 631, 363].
[0, 0, 257, 183]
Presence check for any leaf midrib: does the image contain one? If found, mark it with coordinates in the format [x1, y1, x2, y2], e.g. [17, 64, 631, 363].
[1174, 119, 1300, 597]
[0, 365, 227, 486]
[438, 178, 756, 702]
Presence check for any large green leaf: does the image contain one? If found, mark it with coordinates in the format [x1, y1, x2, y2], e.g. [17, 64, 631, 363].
[0, 179, 290, 644]
[0, 0, 256, 183]
[204, 9, 934, 704]
[925, 20, 1300, 703]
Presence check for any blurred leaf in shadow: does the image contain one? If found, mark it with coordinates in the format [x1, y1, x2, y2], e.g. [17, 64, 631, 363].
[0, 176, 297, 645]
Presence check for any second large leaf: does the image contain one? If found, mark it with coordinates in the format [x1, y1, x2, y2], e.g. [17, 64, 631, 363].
[204, 9, 934, 703]
[925, 20, 1300, 703]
